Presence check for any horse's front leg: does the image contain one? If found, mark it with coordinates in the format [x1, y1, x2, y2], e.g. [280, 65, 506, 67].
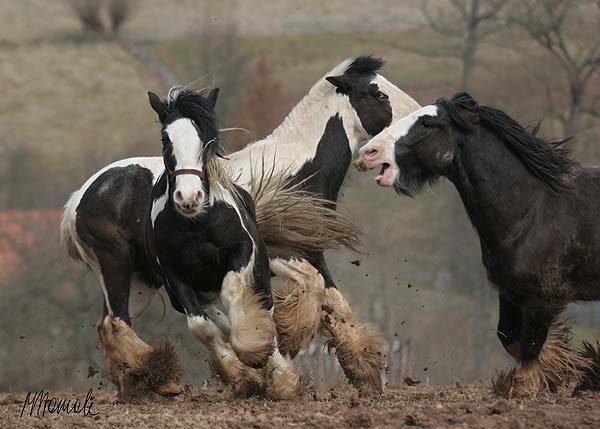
[314, 254, 385, 395]
[497, 295, 522, 359]
[167, 279, 263, 395]
[222, 244, 303, 399]
[219, 245, 276, 369]
[271, 257, 325, 356]
[494, 297, 590, 397]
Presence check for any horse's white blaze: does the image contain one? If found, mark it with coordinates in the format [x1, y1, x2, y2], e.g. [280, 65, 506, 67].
[165, 118, 204, 207]
[359, 105, 438, 187]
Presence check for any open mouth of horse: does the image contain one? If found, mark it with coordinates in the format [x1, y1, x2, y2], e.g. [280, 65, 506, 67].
[375, 162, 394, 186]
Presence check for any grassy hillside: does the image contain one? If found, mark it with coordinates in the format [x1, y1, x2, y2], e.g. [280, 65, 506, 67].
[2, 1, 599, 389]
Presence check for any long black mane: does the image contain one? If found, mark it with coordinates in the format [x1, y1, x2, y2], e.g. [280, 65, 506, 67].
[165, 87, 220, 157]
[344, 55, 384, 76]
[438, 92, 575, 193]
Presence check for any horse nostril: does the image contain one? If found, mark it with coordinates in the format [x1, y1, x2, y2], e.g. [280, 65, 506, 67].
[175, 191, 184, 203]
[197, 191, 203, 201]
[365, 148, 378, 158]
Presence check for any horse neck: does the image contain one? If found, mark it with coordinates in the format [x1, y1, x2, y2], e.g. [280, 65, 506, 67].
[448, 127, 550, 247]
[228, 88, 367, 192]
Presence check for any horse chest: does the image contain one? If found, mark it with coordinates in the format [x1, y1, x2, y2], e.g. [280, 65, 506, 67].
[151, 203, 251, 293]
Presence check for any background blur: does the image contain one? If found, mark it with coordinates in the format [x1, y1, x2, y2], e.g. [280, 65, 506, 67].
[1, 0, 600, 393]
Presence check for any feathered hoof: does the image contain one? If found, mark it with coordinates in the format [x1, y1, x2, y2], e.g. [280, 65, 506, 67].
[153, 380, 184, 396]
[121, 339, 183, 399]
[273, 282, 324, 356]
[575, 338, 600, 392]
[321, 288, 385, 395]
[230, 288, 276, 368]
[327, 324, 385, 395]
[231, 367, 266, 399]
[265, 351, 306, 400]
[492, 320, 591, 398]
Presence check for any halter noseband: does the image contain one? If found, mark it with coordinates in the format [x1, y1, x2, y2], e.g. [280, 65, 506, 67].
[168, 168, 206, 181]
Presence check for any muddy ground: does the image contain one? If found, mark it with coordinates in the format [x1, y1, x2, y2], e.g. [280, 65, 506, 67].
[2, 383, 600, 429]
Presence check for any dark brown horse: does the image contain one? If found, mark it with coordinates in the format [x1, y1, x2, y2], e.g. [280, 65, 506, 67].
[356, 92, 600, 397]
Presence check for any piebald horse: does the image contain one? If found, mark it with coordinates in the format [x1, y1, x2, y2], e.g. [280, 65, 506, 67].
[356, 92, 600, 397]
[62, 56, 421, 394]
[63, 87, 303, 398]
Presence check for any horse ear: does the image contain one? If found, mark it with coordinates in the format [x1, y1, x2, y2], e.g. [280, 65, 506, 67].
[148, 91, 168, 122]
[326, 75, 353, 94]
[207, 88, 220, 109]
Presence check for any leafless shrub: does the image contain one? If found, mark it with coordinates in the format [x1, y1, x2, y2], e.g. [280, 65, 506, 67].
[67, 0, 105, 34]
[107, 0, 138, 33]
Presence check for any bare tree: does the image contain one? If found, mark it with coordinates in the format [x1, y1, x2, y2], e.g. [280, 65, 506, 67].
[421, 0, 506, 91]
[67, 0, 105, 34]
[506, 0, 600, 137]
[107, 0, 138, 34]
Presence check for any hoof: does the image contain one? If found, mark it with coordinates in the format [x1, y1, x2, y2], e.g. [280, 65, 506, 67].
[575, 338, 600, 392]
[492, 320, 592, 398]
[321, 288, 385, 395]
[121, 339, 183, 399]
[231, 367, 266, 399]
[265, 351, 305, 400]
[153, 381, 184, 396]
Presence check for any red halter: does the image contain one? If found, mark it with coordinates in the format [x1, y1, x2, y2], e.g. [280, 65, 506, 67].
[169, 168, 206, 181]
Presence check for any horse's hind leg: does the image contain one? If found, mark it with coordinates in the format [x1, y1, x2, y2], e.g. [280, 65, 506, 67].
[93, 249, 182, 397]
[271, 257, 325, 356]
[315, 255, 385, 395]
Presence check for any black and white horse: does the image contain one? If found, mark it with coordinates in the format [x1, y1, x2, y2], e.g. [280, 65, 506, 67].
[61, 56, 421, 394]
[62, 87, 302, 398]
[356, 92, 600, 397]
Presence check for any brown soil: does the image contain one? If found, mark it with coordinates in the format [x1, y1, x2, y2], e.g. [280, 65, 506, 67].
[2, 384, 600, 428]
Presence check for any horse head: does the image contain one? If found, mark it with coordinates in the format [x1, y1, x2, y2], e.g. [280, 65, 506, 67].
[148, 87, 220, 217]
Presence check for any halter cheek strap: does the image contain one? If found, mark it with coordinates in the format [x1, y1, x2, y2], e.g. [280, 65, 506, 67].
[170, 168, 206, 181]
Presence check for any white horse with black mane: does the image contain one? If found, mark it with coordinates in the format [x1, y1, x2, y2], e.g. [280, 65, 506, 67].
[61, 55, 421, 395]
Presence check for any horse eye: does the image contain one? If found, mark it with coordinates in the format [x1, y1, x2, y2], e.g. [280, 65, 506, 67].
[376, 91, 388, 100]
